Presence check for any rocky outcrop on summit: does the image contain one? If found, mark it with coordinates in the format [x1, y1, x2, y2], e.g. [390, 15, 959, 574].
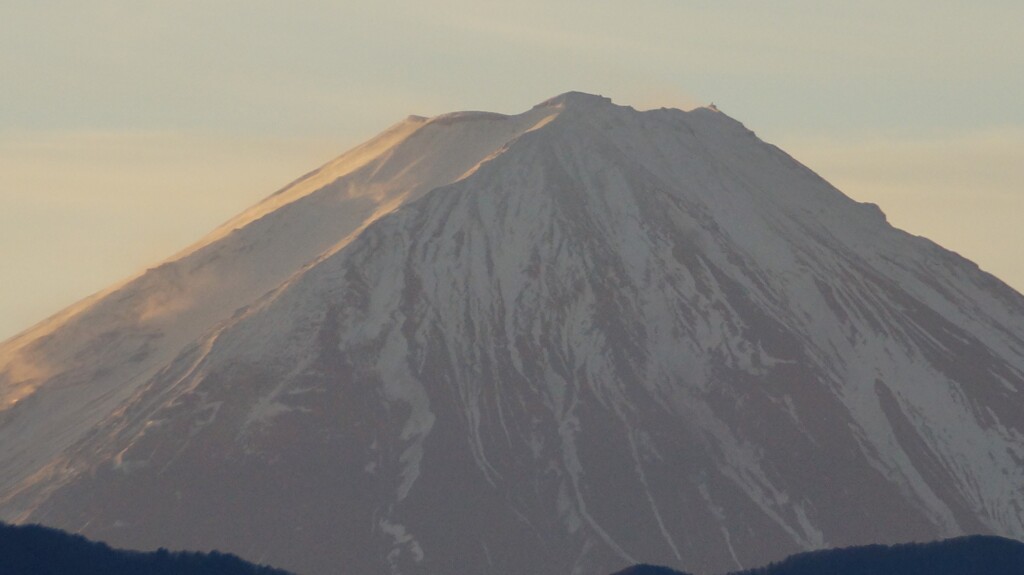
[2, 93, 1023, 575]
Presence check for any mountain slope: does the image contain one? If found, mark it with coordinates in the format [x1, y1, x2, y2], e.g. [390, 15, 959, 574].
[0, 102, 561, 496]
[2, 92, 1023, 575]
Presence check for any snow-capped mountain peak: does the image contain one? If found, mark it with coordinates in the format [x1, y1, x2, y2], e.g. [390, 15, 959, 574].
[2, 93, 1023, 575]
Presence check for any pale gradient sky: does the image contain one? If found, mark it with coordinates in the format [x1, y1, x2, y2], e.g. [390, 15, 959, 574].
[2, 1, 1022, 341]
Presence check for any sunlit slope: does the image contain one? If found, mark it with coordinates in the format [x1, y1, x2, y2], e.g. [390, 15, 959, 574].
[0, 102, 562, 494]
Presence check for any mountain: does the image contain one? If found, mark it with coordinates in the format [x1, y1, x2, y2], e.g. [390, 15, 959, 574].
[0, 521, 293, 575]
[2, 92, 1023, 575]
[612, 535, 1024, 575]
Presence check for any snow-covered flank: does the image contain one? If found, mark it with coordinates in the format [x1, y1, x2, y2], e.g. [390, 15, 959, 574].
[2, 92, 1023, 575]
[0, 104, 560, 495]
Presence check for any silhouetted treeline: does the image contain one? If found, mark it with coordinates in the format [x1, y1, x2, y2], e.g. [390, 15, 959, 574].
[0, 521, 293, 575]
[7, 520, 1023, 575]
[732, 535, 1024, 575]
[615, 535, 1024, 575]
[610, 564, 693, 575]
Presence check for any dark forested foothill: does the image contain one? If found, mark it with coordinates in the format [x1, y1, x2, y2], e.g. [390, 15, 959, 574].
[0, 521, 293, 575]
[615, 535, 1024, 575]
[609, 564, 694, 575]
[730, 535, 1024, 575]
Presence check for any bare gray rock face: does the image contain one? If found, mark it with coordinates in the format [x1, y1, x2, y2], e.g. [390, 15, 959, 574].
[2, 92, 1024, 575]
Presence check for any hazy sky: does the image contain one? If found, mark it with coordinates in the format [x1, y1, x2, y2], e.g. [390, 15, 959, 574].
[2, 1, 1022, 341]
